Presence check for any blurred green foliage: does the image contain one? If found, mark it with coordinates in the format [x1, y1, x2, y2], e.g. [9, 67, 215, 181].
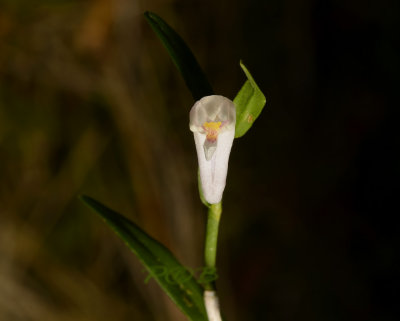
[81, 195, 208, 321]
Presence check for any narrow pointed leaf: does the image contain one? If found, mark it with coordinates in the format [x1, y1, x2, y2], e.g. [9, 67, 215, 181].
[233, 61, 266, 138]
[80, 195, 207, 321]
[144, 11, 213, 101]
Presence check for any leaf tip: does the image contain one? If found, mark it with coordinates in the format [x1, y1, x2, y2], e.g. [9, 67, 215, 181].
[239, 60, 248, 72]
[79, 194, 97, 209]
[79, 194, 89, 202]
[144, 11, 154, 20]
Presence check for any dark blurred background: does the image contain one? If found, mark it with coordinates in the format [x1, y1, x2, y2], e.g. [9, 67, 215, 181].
[0, 0, 399, 320]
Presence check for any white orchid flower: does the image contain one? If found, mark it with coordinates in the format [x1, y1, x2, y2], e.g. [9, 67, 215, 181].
[189, 95, 236, 204]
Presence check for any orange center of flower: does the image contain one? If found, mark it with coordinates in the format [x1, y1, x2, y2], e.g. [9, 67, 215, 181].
[203, 121, 222, 142]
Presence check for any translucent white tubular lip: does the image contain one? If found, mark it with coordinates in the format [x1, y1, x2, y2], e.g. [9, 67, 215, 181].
[189, 95, 236, 204]
[194, 130, 234, 204]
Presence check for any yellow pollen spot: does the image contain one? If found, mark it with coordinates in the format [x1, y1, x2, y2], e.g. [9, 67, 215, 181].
[203, 121, 222, 142]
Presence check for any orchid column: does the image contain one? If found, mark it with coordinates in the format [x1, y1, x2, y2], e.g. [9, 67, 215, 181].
[190, 95, 236, 321]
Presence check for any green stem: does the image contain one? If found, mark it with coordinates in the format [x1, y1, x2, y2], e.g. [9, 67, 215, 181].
[204, 202, 222, 290]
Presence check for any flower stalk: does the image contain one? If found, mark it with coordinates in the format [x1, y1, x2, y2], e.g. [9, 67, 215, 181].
[204, 202, 223, 321]
[204, 202, 222, 274]
[204, 290, 222, 321]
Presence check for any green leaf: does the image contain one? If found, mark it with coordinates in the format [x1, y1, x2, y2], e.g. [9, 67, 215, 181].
[233, 61, 266, 138]
[80, 195, 207, 321]
[144, 11, 213, 101]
